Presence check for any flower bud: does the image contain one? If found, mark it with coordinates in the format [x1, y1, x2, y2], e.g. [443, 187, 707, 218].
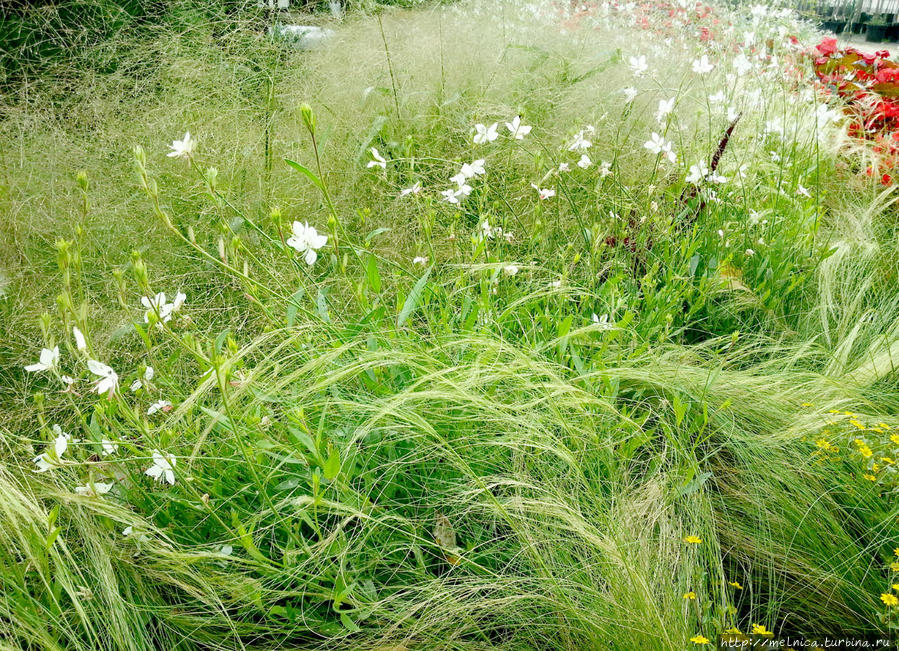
[76, 170, 89, 192]
[300, 103, 316, 134]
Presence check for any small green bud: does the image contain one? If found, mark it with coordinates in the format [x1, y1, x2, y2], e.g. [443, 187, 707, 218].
[300, 103, 316, 134]
[76, 170, 89, 192]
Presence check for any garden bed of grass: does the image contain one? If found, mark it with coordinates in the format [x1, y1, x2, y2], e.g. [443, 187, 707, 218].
[1, 1, 898, 649]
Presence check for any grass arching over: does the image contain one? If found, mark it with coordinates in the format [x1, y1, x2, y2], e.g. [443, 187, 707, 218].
[1, 0, 899, 648]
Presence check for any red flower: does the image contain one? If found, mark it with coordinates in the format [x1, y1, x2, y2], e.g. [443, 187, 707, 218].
[882, 173, 892, 185]
[816, 37, 838, 57]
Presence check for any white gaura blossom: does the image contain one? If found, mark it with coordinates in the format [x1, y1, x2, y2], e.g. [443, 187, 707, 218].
[34, 425, 70, 472]
[733, 54, 753, 76]
[473, 122, 498, 144]
[599, 161, 612, 177]
[399, 182, 422, 197]
[656, 97, 675, 124]
[629, 55, 648, 76]
[25, 346, 59, 373]
[643, 132, 676, 163]
[167, 132, 195, 160]
[73, 326, 86, 351]
[505, 116, 531, 140]
[366, 147, 387, 169]
[130, 365, 154, 392]
[568, 130, 592, 151]
[286, 221, 328, 265]
[141, 292, 186, 324]
[558, 162, 570, 173]
[577, 154, 592, 169]
[592, 313, 614, 330]
[147, 400, 173, 415]
[692, 55, 714, 75]
[87, 360, 119, 398]
[101, 439, 118, 456]
[797, 184, 811, 198]
[686, 161, 710, 184]
[622, 87, 638, 103]
[75, 481, 113, 497]
[531, 184, 555, 200]
[460, 159, 486, 178]
[145, 450, 176, 485]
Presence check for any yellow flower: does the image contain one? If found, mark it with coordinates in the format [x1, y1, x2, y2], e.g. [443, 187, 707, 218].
[689, 635, 710, 645]
[801, 402, 812, 407]
[892, 584, 899, 591]
[882, 457, 894, 465]
[729, 581, 743, 590]
[854, 439, 873, 458]
[683, 535, 703, 544]
[850, 419, 866, 430]
[864, 474, 877, 482]
[881, 593, 899, 607]
[889, 561, 899, 572]
[827, 409, 841, 414]
[894, 548, 899, 558]
[842, 411, 856, 416]
[891, 434, 899, 446]
[724, 627, 742, 635]
[751, 623, 773, 636]
[683, 591, 696, 600]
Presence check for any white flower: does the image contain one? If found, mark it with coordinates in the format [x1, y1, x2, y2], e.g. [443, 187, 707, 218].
[745, 248, 755, 256]
[61, 375, 75, 386]
[141, 293, 185, 324]
[558, 162, 570, 172]
[643, 132, 676, 163]
[692, 55, 714, 75]
[220, 545, 233, 555]
[87, 359, 118, 398]
[34, 426, 71, 472]
[733, 54, 752, 76]
[286, 221, 329, 265]
[797, 184, 811, 198]
[505, 116, 531, 139]
[147, 400, 173, 415]
[622, 87, 638, 103]
[145, 450, 176, 485]
[577, 154, 591, 169]
[656, 97, 675, 124]
[531, 184, 555, 200]
[502, 264, 519, 276]
[123, 526, 134, 536]
[399, 182, 422, 197]
[450, 172, 467, 187]
[101, 439, 118, 456]
[366, 147, 387, 169]
[629, 55, 648, 76]
[131, 366, 154, 392]
[75, 481, 113, 497]
[167, 131, 195, 159]
[25, 346, 59, 373]
[568, 130, 592, 151]
[412, 256, 428, 266]
[73, 327, 86, 351]
[591, 313, 614, 330]
[709, 91, 726, 105]
[599, 161, 612, 177]
[460, 159, 486, 178]
[473, 123, 499, 144]
[686, 162, 709, 185]
[441, 188, 460, 204]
